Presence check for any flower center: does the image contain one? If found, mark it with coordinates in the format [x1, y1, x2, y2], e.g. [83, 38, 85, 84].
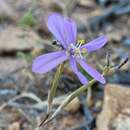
[66, 40, 87, 59]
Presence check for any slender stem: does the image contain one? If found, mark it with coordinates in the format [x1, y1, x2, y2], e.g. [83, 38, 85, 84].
[37, 64, 64, 128]
[42, 67, 111, 125]
[42, 79, 96, 125]
[47, 64, 64, 113]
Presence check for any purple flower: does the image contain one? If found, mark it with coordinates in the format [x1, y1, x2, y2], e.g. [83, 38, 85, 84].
[32, 13, 108, 85]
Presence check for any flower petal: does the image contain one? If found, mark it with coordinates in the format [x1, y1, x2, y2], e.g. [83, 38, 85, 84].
[70, 57, 88, 84]
[81, 36, 108, 52]
[47, 13, 67, 48]
[64, 18, 77, 45]
[47, 13, 77, 48]
[77, 59, 106, 84]
[32, 51, 67, 74]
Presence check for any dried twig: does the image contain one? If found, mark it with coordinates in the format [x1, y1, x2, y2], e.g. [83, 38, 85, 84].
[0, 92, 68, 111]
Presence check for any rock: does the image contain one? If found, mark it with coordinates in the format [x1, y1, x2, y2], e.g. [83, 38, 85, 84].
[0, 0, 15, 19]
[0, 57, 28, 90]
[0, 58, 27, 74]
[105, 25, 127, 42]
[112, 111, 130, 130]
[79, 0, 95, 7]
[8, 122, 20, 130]
[40, 0, 54, 8]
[0, 26, 43, 53]
[64, 97, 81, 113]
[108, 70, 130, 84]
[122, 37, 130, 46]
[0, 57, 49, 98]
[0, 112, 18, 128]
[97, 84, 130, 130]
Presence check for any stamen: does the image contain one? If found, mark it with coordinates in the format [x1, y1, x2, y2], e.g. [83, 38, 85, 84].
[76, 39, 85, 48]
[67, 42, 86, 59]
[76, 43, 82, 48]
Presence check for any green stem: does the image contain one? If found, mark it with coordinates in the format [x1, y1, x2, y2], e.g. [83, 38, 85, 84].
[43, 79, 96, 125]
[43, 66, 111, 125]
[47, 64, 64, 113]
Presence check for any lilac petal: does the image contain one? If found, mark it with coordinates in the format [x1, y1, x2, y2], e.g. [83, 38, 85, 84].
[64, 18, 77, 45]
[47, 13, 77, 48]
[81, 36, 108, 52]
[47, 13, 67, 48]
[32, 51, 67, 74]
[70, 57, 88, 84]
[77, 59, 106, 84]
